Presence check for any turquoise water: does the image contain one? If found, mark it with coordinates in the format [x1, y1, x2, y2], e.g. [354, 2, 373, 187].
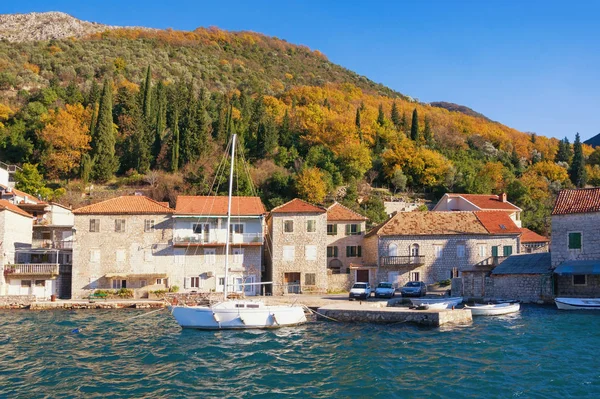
[0, 305, 599, 398]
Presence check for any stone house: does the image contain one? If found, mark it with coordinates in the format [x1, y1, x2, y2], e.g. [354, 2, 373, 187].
[265, 198, 327, 295]
[551, 188, 600, 297]
[173, 196, 266, 296]
[433, 193, 523, 228]
[363, 211, 521, 290]
[72, 195, 175, 299]
[520, 228, 549, 254]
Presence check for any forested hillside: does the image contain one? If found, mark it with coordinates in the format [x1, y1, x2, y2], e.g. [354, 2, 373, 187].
[0, 14, 597, 234]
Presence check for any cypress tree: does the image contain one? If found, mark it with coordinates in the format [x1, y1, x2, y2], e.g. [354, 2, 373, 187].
[377, 104, 385, 126]
[91, 79, 118, 182]
[142, 66, 152, 120]
[171, 110, 180, 172]
[80, 153, 93, 184]
[355, 107, 362, 142]
[401, 112, 408, 134]
[555, 137, 572, 163]
[279, 109, 292, 148]
[410, 108, 419, 141]
[391, 102, 401, 130]
[152, 81, 167, 165]
[423, 117, 433, 145]
[89, 102, 97, 139]
[569, 133, 587, 188]
[86, 79, 101, 107]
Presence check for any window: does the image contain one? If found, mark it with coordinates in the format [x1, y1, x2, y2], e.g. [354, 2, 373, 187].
[327, 246, 338, 258]
[35, 280, 45, 287]
[144, 219, 155, 232]
[90, 249, 100, 263]
[89, 219, 100, 233]
[573, 274, 586, 286]
[346, 224, 361, 236]
[139, 280, 147, 288]
[503, 246, 513, 257]
[115, 219, 126, 233]
[568, 232, 582, 250]
[305, 245, 317, 261]
[305, 273, 316, 286]
[388, 243, 398, 257]
[346, 246, 362, 257]
[457, 245, 465, 258]
[284, 220, 294, 233]
[204, 248, 216, 264]
[410, 244, 420, 257]
[191, 277, 200, 288]
[491, 246, 499, 257]
[478, 244, 486, 258]
[434, 245, 443, 258]
[306, 220, 316, 233]
[410, 272, 420, 282]
[232, 248, 244, 264]
[192, 223, 203, 234]
[112, 279, 126, 289]
[116, 250, 125, 262]
[156, 278, 164, 285]
[218, 277, 225, 286]
[230, 223, 244, 234]
[327, 224, 337, 235]
[283, 245, 295, 261]
[21, 280, 32, 288]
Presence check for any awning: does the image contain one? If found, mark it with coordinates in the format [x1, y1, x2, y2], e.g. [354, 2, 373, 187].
[105, 273, 168, 279]
[554, 261, 600, 275]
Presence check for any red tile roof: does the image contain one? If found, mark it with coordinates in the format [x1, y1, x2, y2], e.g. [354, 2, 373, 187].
[0, 184, 46, 205]
[327, 202, 368, 221]
[73, 196, 174, 215]
[270, 198, 326, 214]
[520, 228, 549, 243]
[449, 194, 520, 211]
[474, 211, 521, 234]
[552, 188, 600, 215]
[175, 196, 266, 216]
[0, 199, 34, 219]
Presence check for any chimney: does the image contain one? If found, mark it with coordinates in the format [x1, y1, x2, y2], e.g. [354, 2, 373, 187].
[500, 192, 507, 203]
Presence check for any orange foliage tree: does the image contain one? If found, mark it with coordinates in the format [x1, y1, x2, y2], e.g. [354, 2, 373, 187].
[295, 167, 328, 203]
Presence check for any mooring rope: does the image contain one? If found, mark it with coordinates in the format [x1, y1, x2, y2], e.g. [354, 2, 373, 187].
[303, 305, 341, 323]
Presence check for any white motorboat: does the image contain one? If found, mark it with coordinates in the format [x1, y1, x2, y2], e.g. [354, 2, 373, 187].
[422, 302, 453, 310]
[464, 302, 520, 316]
[410, 297, 463, 308]
[555, 297, 600, 310]
[168, 134, 307, 329]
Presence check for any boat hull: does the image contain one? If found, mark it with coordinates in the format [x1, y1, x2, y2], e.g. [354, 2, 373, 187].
[410, 297, 463, 308]
[555, 298, 600, 310]
[465, 303, 520, 316]
[170, 302, 307, 329]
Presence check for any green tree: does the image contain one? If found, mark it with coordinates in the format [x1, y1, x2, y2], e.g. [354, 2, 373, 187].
[391, 169, 407, 193]
[569, 132, 587, 187]
[91, 79, 118, 182]
[355, 107, 362, 142]
[555, 137, 572, 163]
[423, 117, 433, 145]
[142, 65, 152, 120]
[171, 110, 180, 172]
[391, 102, 401, 130]
[80, 153, 93, 184]
[14, 163, 55, 200]
[377, 103, 385, 126]
[410, 108, 419, 141]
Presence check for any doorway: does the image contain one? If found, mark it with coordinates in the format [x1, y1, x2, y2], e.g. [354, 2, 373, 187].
[284, 272, 301, 294]
[356, 269, 369, 283]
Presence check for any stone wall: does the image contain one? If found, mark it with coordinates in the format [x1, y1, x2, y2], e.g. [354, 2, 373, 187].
[556, 275, 600, 297]
[325, 220, 366, 273]
[0, 295, 36, 308]
[327, 273, 352, 292]
[488, 274, 553, 303]
[551, 213, 600, 267]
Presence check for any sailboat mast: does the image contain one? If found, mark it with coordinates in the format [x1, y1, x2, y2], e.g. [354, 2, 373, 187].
[224, 134, 236, 299]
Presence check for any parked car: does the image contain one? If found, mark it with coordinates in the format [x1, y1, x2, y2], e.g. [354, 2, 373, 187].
[349, 282, 372, 300]
[401, 281, 427, 297]
[374, 282, 395, 298]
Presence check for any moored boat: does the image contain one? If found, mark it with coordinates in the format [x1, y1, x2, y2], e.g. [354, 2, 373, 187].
[555, 297, 600, 310]
[410, 297, 463, 308]
[422, 302, 453, 310]
[464, 302, 520, 316]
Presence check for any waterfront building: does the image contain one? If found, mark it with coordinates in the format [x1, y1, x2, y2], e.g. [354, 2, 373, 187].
[173, 196, 266, 296]
[520, 228, 549, 253]
[71, 195, 174, 299]
[433, 193, 523, 228]
[0, 199, 34, 296]
[265, 198, 328, 295]
[362, 211, 521, 289]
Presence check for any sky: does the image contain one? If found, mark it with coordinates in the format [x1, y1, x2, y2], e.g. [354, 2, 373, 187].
[2, 0, 599, 141]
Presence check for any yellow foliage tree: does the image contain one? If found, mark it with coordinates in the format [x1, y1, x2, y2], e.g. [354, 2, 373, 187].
[39, 104, 92, 179]
[477, 161, 506, 192]
[0, 103, 13, 129]
[531, 161, 570, 184]
[295, 167, 327, 204]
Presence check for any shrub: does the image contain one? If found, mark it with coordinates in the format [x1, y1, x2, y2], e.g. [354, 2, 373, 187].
[438, 279, 451, 287]
[169, 286, 179, 293]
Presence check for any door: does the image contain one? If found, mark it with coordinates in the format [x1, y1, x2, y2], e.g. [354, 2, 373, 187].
[216, 276, 225, 292]
[356, 269, 369, 283]
[244, 275, 256, 296]
[284, 272, 301, 294]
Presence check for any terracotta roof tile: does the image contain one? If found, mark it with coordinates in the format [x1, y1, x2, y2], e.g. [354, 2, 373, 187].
[270, 198, 326, 214]
[367, 211, 488, 236]
[0, 199, 34, 219]
[0, 184, 46, 204]
[327, 202, 368, 221]
[449, 193, 520, 211]
[552, 188, 600, 215]
[73, 196, 174, 215]
[520, 227, 549, 243]
[175, 196, 266, 216]
[474, 211, 521, 234]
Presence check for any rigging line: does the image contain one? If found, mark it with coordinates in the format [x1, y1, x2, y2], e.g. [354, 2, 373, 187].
[303, 305, 340, 323]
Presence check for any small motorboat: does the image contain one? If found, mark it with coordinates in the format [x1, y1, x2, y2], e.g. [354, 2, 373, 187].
[410, 297, 463, 308]
[555, 297, 600, 310]
[423, 302, 453, 310]
[465, 302, 520, 316]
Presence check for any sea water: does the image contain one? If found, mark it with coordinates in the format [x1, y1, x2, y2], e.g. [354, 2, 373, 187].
[0, 305, 599, 398]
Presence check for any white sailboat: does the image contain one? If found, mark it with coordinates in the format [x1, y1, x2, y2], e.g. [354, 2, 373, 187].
[169, 134, 307, 329]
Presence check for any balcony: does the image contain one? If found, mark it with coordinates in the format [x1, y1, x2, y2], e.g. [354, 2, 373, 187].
[380, 255, 425, 267]
[4, 263, 60, 277]
[474, 256, 508, 268]
[32, 239, 73, 250]
[174, 232, 264, 246]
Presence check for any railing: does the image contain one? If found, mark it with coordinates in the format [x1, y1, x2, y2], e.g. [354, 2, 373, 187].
[174, 232, 264, 245]
[474, 256, 508, 267]
[380, 255, 425, 267]
[32, 239, 73, 249]
[4, 263, 60, 276]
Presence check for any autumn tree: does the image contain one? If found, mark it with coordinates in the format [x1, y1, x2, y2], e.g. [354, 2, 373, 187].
[410, 108, 419, 141]
[569, 133, 587, 187]
[295, 167, 327, 203]
[91, 79, 119, 182]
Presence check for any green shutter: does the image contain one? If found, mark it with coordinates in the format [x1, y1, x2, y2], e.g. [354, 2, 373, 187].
[491, 246, 499, 257]
[357, 246, 362, 257]
[345, 224, 351, 236]
[356, 224, 361, 234]
[333, 224, 338, 234]
[346, 246, 351, 257]
[334, 246, 338, 257]
[569, 233, 582, 249]
[503, 246, 513, 256]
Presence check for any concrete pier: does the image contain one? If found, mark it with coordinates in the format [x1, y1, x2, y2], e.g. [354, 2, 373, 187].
[317, 302, 472, 327]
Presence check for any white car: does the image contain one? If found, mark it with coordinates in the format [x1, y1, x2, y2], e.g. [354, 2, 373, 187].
[349, 282, 372, 300]
[374, 282, 395, 298]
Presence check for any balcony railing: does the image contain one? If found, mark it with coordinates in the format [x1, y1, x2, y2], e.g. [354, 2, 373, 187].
[380, 255, 425, 267]
[474, 256, 508, 267]
[4, 263, 60, 276]
[32, 239, 73, 249]
[174, 232, 264, 245]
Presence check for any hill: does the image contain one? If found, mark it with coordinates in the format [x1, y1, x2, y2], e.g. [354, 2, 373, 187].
[0, 12, 587, 235]
[430, 101, 491, 121]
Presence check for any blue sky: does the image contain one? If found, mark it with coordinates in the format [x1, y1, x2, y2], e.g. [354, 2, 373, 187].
[2, 0, 599, 140]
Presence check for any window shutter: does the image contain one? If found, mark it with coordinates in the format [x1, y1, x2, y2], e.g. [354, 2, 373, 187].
[333, 224, 338, 234]
[334, 246, 338, 257]
[184, 277, 190, 289]
[357, 246, 362, 257]
[569, 233, 581, 249]
[491, 246, 498, 257]
[357, 224, 361, 234]
[346, 246, 351, 257]
[345, 224, 351, 236]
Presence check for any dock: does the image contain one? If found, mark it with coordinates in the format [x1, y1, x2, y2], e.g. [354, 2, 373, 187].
[317, 302, 472, 327]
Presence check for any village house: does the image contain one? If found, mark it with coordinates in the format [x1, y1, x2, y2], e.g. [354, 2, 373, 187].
[265, 199, 328, 295]
[363, 211, 521, 290]
[433, 193, 523, 227]
[551, 188, 600, 297]
[520, 228, 549, 253]
[173, 196, 266, 296]
[71, 195, 175, 299]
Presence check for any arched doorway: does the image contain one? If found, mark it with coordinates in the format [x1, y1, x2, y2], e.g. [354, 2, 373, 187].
[388, 243, 398, 257]
[328, 259, 343, 274]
